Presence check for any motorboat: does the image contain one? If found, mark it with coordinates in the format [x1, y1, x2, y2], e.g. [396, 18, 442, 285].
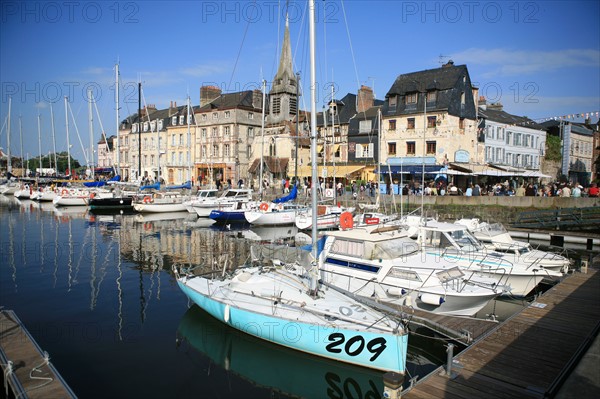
[183, 188, 219, 213]
[455, 218, 571, 273]
[318, 218, 503, 316]
[405, 219, 563, 297]
[295, 203, 355, 230]
[193, 188, 253, 217]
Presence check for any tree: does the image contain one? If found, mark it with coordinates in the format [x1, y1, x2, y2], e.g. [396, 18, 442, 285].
[545, 135, 562, 162]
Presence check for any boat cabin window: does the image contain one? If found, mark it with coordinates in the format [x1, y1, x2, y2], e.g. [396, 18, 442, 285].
[388, 268, 421, 282]
[331, 239, 364, 258]
[370, 239, 419, 260]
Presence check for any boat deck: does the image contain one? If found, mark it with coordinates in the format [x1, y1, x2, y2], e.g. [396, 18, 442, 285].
[0, 309, 77, 398]
[402, 267, 600, 398]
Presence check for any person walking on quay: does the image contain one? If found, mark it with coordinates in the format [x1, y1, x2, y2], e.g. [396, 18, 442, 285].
[472, 184, 480, 196]
[561, 184, 571, 197]
[572, 184, 582, 198]
[589, 183, 599, 197]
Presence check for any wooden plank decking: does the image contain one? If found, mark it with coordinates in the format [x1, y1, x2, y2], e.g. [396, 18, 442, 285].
[0, 310, 77, 399]
[402, 267, 600, 398]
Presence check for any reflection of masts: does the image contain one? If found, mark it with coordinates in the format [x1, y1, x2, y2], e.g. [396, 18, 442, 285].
[8, 211, 16, 289]
[90, 228, 110, 311]
[67, 218, 73, 290]
[138, 233, 146, 323]
[116, 218, 124, 341]
[53, 214, 59, 288]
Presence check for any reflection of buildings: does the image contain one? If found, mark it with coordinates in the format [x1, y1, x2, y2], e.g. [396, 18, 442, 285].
[118, 215, 252, 274]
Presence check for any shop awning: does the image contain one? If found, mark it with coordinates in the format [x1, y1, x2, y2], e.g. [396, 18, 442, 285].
[375, 165, 443, 175]
[297, 165, 365, 177]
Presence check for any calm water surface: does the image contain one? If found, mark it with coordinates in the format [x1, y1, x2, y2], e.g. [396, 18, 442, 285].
[0, 196, 449, 399]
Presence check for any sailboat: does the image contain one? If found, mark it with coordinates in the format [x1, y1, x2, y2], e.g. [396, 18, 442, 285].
[174, 2, 408, 374]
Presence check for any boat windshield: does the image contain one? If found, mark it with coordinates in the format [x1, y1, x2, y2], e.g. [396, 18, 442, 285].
[369, 238, 419, 260]
[447, 229, 484, 251]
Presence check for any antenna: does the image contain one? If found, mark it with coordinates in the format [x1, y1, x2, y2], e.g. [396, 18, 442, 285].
[439, 54, 451, 64]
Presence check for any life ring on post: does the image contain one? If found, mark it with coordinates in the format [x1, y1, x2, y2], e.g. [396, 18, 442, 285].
[259, 202, 269, 211]
[143, 195, 152, 204]
[339, 212, 354, 230]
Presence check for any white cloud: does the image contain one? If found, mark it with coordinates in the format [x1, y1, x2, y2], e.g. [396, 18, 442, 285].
[452, 48, 600, 77]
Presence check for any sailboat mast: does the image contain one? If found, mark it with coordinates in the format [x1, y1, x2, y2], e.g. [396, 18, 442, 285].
[88, 89, 95, 179]
[6, 97, 11, 173]
[187, 95, 191, 183]
[37, 113, 42, 177]
[50, 103, 58, 175]
[138, 82, 142, 181]
[330, 83, 336, 204]
[115, 63, 120, 176]
[259, 79, 266, 198]
[309, 0, 318, 260]
[64, 97, 72, 178]
[19, 116, 24, 177]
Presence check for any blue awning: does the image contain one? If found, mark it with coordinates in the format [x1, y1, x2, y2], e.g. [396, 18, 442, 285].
[375, 165, 443, 175]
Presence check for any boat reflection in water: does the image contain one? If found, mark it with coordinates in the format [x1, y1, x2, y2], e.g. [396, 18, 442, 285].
[177, 306, 446, 397]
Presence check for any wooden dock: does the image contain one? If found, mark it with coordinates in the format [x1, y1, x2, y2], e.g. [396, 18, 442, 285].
[0, 309, 77, 399]
[402, 267, 600, 398]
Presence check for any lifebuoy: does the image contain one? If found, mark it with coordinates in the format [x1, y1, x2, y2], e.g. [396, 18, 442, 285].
[259, 202, 269, 211]
[61, 189, 69, 196]
[143, 196, 152, 204]
[339, 212, 354, 230]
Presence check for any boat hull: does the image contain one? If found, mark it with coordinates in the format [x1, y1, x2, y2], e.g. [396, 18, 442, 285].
[89, 197, 133, 211]
[133, 202, 187, 213]
[177, 278, 408, 373]
[209, 210, 248, 224]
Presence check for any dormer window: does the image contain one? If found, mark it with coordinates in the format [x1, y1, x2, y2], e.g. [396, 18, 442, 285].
[389, 95, 397, 109]
[171, 116, 177, 126]
[158, 120, 163, 130]
[143, 122, 149, 132]
[426, 91, 437, 103]
[179, 116, 185, 125]
[405, 92, 417, 104]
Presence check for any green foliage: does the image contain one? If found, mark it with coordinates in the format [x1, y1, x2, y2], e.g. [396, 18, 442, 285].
[26, 152, 81, 174]
[545, 135, 562, 161]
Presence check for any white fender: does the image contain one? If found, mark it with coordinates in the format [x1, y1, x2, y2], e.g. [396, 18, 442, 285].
[418, 293, 445, 306]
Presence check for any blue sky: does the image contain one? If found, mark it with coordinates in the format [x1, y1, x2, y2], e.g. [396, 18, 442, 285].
[1, 0, 599, 165]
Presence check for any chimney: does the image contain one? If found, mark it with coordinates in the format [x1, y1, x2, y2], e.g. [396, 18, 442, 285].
[357, 85, 374, 113]
[487, 102, 503, 111]
[200, 85, 222, 107]
[252, 89, 263, 109]
[442, 59, 455, 68]
[140, 104, 157, 117]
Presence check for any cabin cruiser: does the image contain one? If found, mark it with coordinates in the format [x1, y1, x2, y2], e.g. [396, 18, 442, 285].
[403, 219, 563, 297]
[318, 219, 503, 316]
[192, 188, 253, 217]
[183, 188, 219, 213]
[455, 218, 571, 273]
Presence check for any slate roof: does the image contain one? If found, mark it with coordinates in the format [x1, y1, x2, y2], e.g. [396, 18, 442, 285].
[383, 62, 477, 119]
[248, 156, 290, 174]
[316, 92, 384, 127]
[540, 120, 594, 136]
[197, 91, 259, 111]
[479, 107, 545, 130]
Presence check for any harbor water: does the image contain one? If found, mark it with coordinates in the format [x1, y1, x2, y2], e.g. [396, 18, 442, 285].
[0, 196, 452, 399]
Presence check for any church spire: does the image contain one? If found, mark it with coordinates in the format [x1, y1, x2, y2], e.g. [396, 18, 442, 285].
[272, 14, 296, 95]
[268, 13, 298, 124]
